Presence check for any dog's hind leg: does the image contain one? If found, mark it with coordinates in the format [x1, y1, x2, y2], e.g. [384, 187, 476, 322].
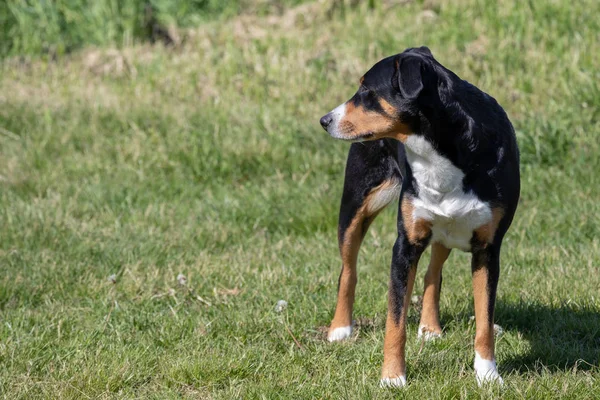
[328, 140, 402, 342]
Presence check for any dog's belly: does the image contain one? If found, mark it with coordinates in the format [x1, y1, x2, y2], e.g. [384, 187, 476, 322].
[412, 187, 492, 251]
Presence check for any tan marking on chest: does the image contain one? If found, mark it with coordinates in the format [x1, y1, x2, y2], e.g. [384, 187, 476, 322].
[473, 207, 505, 245]
[401, 197, 432, 244]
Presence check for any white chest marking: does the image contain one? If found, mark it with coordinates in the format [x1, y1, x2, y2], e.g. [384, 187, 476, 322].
[404, 136, 492, 251]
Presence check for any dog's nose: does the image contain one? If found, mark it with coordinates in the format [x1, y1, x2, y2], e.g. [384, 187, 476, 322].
[320, 114, 333, 130]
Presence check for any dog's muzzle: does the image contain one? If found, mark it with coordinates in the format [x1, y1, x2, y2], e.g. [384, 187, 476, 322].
[319, 113, 333, 130]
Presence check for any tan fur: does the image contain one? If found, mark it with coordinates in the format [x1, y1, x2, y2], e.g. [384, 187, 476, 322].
[401, 197, 432, 244]
[474, 207, 505, 245]
[337, 100, 412, 142]
[329, 209, 363, 331]
[379, 98, 411, 142]
[419, 243, 451, 335]
[381, 264, 418, 379]
[364, 178, 400, 214]
[472, 268, 495, 360]
[329, 179, 399, 333]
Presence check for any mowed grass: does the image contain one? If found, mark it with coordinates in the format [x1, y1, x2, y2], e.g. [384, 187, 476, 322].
[1, 0, 600, 398]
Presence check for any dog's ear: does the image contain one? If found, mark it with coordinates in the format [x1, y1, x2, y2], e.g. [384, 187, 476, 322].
[416, 46, 432, 57]
[396, 56, 425, 99]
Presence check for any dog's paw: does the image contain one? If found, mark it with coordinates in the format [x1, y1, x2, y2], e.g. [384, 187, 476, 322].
[474, 352, 503, 386]
[417, 325, 442, 341]
[327, 326, 352, 342]
[380, 376, 407, 388]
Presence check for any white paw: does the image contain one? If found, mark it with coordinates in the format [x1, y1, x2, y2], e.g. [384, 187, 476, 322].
[417, 325, 442, 341]
[474, 352, 504, 386]
[380, 376, 407, 388]
[327, 326, 352, 342]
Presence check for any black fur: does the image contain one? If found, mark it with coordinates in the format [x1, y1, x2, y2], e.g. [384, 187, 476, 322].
[323, 46, 520, 326]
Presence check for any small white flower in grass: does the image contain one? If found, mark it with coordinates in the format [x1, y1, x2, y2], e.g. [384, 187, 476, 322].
[469, 316, 504, 336]
[108, 274, 117, 284]
[177, 273, 187, 286]
[493, 324, 504, 336]
[275, 300, 288, 313]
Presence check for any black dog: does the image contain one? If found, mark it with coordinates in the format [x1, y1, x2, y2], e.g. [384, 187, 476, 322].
[319, 47, 520, 387]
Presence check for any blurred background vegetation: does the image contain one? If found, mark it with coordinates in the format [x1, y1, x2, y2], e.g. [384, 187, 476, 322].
[0, 0, 310, 57]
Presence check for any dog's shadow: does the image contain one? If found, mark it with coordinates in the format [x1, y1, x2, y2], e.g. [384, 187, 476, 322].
[348, 299, 599, 373]
[494, 300, 600, 373]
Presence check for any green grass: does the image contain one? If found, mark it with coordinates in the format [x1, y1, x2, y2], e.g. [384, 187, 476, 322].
[1, 0, 600, 398]
[0, 0, 308, 57]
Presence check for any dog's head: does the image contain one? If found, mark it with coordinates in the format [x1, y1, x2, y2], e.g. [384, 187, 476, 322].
[319, 47, 439, 143]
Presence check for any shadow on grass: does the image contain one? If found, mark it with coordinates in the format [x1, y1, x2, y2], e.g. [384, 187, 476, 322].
[313, 300, 599, 376]
[495, 300, 600, 373]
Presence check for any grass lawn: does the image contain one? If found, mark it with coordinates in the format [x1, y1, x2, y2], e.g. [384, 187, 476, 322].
[1, 0, 600, 398]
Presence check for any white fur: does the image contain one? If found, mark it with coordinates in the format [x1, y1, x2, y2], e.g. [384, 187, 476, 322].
[325, 103, 370, 142]
[474, 351, 503, 386]
[417, 325, 442, 341]
[404, 135, 492, 251]
[328, 326, 352, 342]
[367, 179, 401, 214]
[325, 103, 350, 140]
[380, 376, 407, 388]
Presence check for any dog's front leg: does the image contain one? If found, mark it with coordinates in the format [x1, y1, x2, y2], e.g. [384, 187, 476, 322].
[472, 244, 503, 386]
[418, 242, 451, 340]
[380, 235, 426, 387]
[381, 196, 430, 387]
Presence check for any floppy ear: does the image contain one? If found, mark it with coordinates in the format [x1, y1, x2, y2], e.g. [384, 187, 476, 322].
[397, 57, 424, 99]
[416, 46, 432, 57]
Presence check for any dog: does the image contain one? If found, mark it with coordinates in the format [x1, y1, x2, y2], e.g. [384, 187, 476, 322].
[319, 47, 520, 387]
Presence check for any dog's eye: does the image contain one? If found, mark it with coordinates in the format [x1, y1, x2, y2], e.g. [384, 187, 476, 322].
[358, 85, 369, 94]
